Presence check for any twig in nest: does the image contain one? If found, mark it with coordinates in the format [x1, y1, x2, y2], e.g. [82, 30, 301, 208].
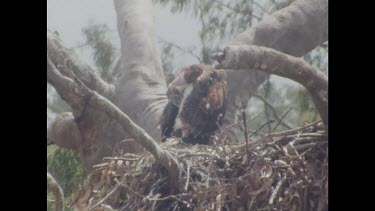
[115, 177, 190, 204]
[89, 183, 121, 211]
[241, 102, 250, 163]
[251, 91, 292, 129]
[268, 175, 286, 205]
[272, 107, 293, 132]
[271, 120, 323, 137]
[249, 120, 275, 140]
[184, 162, 191, 192]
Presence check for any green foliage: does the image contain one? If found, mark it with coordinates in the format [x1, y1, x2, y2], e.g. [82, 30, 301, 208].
[82, 23, 119, 83]
[160, 42, 176, 84]
[47, 146, 86, 211]
[286, 86, 320, 126]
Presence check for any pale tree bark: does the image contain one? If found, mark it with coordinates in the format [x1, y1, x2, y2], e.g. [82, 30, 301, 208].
[113, 0, 168, 140]
[47, 0, 328, 171]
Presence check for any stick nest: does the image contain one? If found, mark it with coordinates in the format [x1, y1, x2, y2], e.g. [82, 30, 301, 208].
[71, 121, 327, 211]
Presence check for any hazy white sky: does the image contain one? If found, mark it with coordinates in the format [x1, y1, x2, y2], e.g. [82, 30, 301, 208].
[47, 0, 201, 70]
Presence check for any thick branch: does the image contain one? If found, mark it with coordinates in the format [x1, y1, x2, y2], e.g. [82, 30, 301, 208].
[217, 45, 328, 126]
[47, 30, 115, 99]
[231, 0, 328, 56]
[47, 56, 179, 176]
[221, 0, 328, 137]
[47, 56, 86, 117]
[47, 172, 64, 211]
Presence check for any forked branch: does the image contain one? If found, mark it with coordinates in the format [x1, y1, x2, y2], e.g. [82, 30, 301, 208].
[47, 30, 115, 99]
[47, 56, 180, 181]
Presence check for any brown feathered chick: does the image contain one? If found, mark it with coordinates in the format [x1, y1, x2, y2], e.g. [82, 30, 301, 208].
[161, 64, 227, 145]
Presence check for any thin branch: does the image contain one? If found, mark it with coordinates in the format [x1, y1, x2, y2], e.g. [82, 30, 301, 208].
[212, 0, 262, 20]
[241, 103, 250, 163]
[158, 37, 202, 63]
[47, 172, 64, 211]
[89, 183, 120, 211]
[249, 120, 275, 140]
[253, 1, 271, 14]
[251, 92, 292, 130]
[262, 79, 272, 133]
[197, 2, 208, 63]
[272, 107, 293, 132]
[215, 45, 328, 126]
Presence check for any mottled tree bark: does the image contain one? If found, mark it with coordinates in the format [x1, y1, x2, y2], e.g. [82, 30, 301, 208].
[47, 0, 328, 171]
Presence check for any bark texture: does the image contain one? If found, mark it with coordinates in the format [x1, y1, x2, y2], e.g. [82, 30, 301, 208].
[47, 0, 328, 171]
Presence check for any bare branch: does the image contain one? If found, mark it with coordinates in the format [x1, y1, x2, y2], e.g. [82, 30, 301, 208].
[251, 92, 292, 129]
[47, 56, 86, 116]
[212, 0, 262, 20]
[219, 0, 328, 139]
[158, 37, 202, 63]
[47, 172, 64, 211]
[269, 175, 286, 205]
[271, 120, 324, 137]
[217, 45, 328, 126]
[272, 107, 293, 132]
[47, 30, 115, 99]
[241, 103, 250, 162]
[231, 0, 328, 56]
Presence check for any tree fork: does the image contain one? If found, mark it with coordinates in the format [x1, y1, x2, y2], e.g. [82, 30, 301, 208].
[47, 56, 181, 184]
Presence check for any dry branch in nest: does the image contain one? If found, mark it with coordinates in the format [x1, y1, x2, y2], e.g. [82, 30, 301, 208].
[71, 121, 327, 211]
